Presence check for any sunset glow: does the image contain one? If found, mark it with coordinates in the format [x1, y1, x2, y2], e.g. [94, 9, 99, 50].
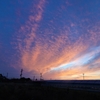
[0, 0, 100, 80]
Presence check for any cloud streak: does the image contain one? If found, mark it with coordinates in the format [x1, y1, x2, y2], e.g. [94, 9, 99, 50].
[14, 0, 100, 79]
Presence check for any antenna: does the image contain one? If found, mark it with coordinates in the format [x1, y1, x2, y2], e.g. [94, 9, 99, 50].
[20, 69, 23, 78]
[33, 76, 35, 81]
[83, 73, 84, 80]
[6, 73, 8, 78]
[40, 73, 42, 81]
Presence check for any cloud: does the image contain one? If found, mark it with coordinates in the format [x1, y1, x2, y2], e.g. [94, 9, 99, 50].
[14, 0, 100, 79]
[44, 46, 100, 80]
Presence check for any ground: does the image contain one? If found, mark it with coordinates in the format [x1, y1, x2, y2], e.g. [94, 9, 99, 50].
[0, 83, 100, 100]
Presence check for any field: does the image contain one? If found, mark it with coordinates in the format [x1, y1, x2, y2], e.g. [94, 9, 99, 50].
[0, 83, 100, 100]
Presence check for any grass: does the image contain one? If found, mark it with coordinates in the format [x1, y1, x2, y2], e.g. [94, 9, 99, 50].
[0, 83, 100, 100]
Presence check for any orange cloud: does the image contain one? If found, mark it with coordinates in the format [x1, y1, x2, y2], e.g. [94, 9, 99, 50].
[15, 0, 100, 80]
[44, 63, 100, 80]
[20, 32, 88, 76]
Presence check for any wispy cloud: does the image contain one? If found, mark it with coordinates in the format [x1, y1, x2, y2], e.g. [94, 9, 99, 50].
[14, 0, 100, 79]
[45, 46, 100, 79]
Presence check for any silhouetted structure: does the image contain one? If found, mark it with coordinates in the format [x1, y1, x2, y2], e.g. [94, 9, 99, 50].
[20, 69, 23, 78]
[6, 73, 8, 78]
[40, 73, 43, 80]
[83, 73, 84, 80]
[0, 74, 8, 82]
[33, 76, 35, 81]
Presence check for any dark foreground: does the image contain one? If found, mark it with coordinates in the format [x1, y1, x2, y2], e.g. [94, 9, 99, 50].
[0, 83, 100, 100]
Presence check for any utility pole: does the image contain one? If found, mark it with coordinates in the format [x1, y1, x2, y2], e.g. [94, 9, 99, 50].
[40, 73, 42, 81]
[33, 76, 35, 81]
[83, 73, 84, 80]
[6, 73, 8, 78]
[20, 69, 23, 78]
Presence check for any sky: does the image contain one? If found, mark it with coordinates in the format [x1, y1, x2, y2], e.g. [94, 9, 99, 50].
[0, 0, 100, 80]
